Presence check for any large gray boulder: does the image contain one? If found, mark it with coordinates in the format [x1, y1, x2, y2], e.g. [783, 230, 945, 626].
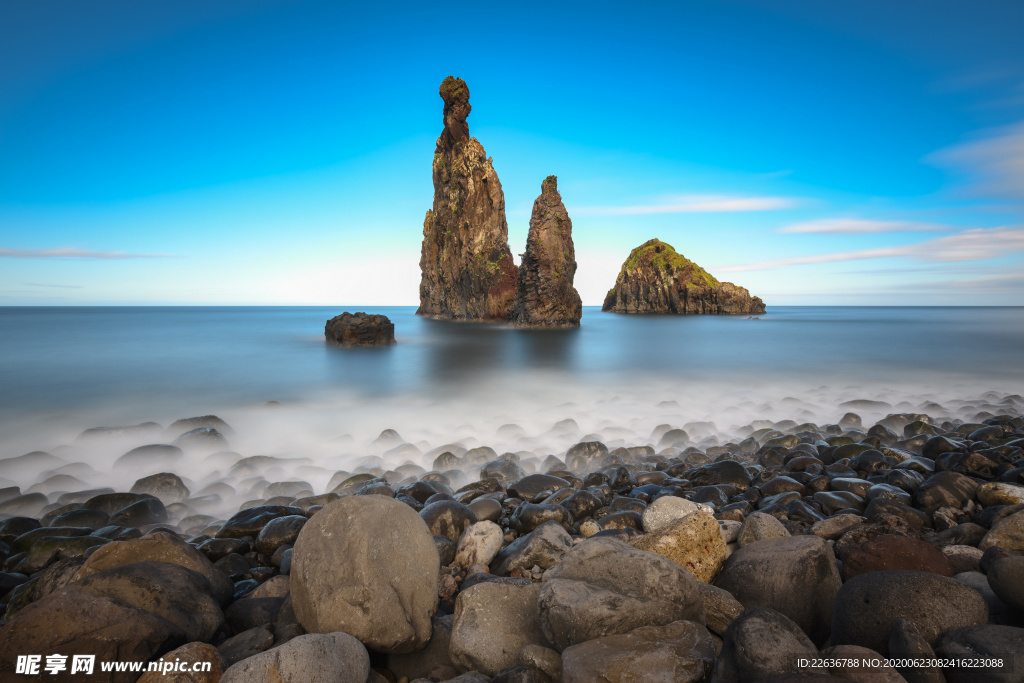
[832, 570, 989, 653]
[220, 632, 369, 683]
[714, 534, 841, 645]
[449, 580, 548, 676]
[291, 496, 440, 653]
[537, 537, 705, 651]
[561, 620, 715, 683]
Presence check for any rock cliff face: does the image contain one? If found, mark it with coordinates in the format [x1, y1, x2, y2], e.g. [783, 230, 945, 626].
[417, 77, 518, 321]
[510, 176, 582, 327]
[602, 239, 765, 315]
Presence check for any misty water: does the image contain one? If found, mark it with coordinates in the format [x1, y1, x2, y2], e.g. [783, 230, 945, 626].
[1, 305, 1023, 519]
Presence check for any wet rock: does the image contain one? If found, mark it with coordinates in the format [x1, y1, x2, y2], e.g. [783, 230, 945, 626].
[450, 581, 546, 676]
[915, 472, 978, 514]
[640, 495, 703, 533]
[537, 537, 705, 651]
[291, 495, 439, 653]
[0, 492, 49, 517]
[21, 534, 109, 574]
[130, 472, 191, 504]
[840, 534, 955, 579]
[831, 570, 989, 653]
[888, 618, 944, 683]
[417, 76, 518, 321]
[114, 444, 184, 471]
[219, 632, 369, 683]
[977, 482, 1024, 506]
[138, 642, 225, 683]
[324, 312, 395, 347]
[602, 239, 765, 315]
[987, 555, 1024, 614]
[74, 530, 233, 604]
[73, 561, 224, 641]
[254, 514, 306, 555]
[51, 508, 110, 530]
[225, 597, 284, 633]
[695, 580, 745, 637]
[510, 503, 571, 534]
[217, 505, 301, 539]
[421, 500, 478, 543]
[709, 607, 821, 683]
[110, 497, 168, 527]
[492, 520, 572, 576]
[812, 514, 865, 541]
[468, 497, 503, 523]
[0, 587, 186, 680]
[980, 510, 1024, 553]
[508, 474, 572, 500]
[632, 509, 726, 582]
[934, 625, 1024, 683]
[714, 535, 841, 645]
[509, 176, 582, 327]
[455, 521, 504, 568]
[561, 620, 715, 683]
[737, 511, 791, 547]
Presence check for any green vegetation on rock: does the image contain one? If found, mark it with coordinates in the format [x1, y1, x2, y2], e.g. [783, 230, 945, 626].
[619, 239, 720, 287]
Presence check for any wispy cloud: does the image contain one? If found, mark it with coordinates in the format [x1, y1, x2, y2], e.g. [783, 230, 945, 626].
[930, 121, 1024, 200]
[0, 247, 172, 259]
[779, 218, 956, 235]
[718, 225, 1024, 272]
[25, 283, 84, 289]
[574, 195, 800, 216]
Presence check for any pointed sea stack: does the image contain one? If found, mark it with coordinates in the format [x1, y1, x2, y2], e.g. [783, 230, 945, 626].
[510, 176, 583, 327]
[416, 77, 518, 320]
[602, 239, 765, 315]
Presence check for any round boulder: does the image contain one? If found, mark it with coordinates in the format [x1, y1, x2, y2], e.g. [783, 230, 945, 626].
[291, 495, 440, 653]
[831, 570, 989, 654]
[714, 535, 841, 645]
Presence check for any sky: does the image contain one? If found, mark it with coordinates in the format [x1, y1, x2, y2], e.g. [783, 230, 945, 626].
[2, 0, 1023, 306]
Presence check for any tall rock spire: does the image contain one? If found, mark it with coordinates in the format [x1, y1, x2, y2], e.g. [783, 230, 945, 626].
[416, 77, 517, 320]
[510, 176, 582, 327]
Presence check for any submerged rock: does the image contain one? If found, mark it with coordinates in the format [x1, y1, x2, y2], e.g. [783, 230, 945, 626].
[417, 76, 518, 320]
[324, 312, 396, 347]
[510, 176, 582, 327]
[601, 238, 765, 315]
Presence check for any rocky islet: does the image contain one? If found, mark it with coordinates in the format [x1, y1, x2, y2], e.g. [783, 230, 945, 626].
[0, 395, 1023, 681]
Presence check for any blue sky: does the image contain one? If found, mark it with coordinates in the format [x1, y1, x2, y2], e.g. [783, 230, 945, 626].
[2, 0, 1023, 305]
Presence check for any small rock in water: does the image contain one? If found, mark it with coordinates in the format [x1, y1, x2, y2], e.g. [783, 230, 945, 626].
[324, 312, 396, 346]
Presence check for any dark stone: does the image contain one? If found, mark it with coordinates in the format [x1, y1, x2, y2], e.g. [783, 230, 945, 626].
[216, 505, 302, 539]
[225, 596, 285, 633]
[508, 474, 572, 500]
[324, 312, 396, 346]
[491, 520, 572, 576]
[709, 607, 821, 683]
[255, 515, 306, 555]
[987, 555, 1024, 615]
[888, 618, 945, 683]
[714, 535, 841, 645]
[831, 570, 989, 653]
[109, 497, 168, 528]
[511, 503, 571, 534]
[935, 625, 1024, 683]
[915, 472, 979, 514]
[420, 501, 477, 543]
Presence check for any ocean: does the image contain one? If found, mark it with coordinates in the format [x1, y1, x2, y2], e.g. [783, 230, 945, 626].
[1, 304, 1022, 512]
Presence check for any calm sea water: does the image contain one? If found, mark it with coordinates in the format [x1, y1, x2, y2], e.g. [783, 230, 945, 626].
[1, 306, 1023, 425]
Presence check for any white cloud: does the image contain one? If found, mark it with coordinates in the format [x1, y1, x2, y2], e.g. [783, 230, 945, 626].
[574, 195, 800, 216]
[0, 247, 172, 259]
[718, 225, 1024, 272]
[779, 218, 955, 235]
[930, 121, 1024, 199]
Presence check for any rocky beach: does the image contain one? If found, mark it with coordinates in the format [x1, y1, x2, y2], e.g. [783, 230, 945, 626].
[1, 385, 1023, 683]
